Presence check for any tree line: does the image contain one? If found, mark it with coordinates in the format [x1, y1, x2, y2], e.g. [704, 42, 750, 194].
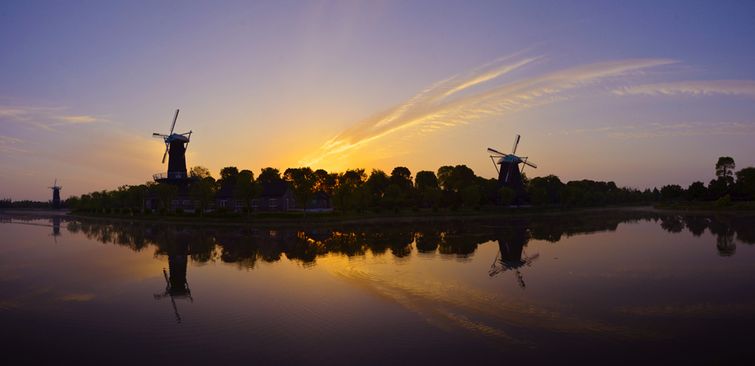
[51, 156, 755, 214]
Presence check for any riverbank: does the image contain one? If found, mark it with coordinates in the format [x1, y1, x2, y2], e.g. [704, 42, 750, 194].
[57, 205, 664, 228]
[654, 201, 755, 213]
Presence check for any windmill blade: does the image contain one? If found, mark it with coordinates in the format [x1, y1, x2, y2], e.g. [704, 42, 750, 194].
[153, 133, 168, 137]
[504, 164, 512, 182]
[169, 109, 180, 135]
[524, 160, 537, 168]
[511, 134, 520, 154]
[161, 145, 169, 164]
[487, 147, 505, 155]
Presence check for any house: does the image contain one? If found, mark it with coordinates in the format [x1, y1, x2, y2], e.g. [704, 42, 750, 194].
[305, 191, 332, 211]
[215, 182, 243, 211]
[252, 181, 296, 211]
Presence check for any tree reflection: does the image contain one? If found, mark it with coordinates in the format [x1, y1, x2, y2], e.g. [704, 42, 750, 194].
[57, 211, 755, 275]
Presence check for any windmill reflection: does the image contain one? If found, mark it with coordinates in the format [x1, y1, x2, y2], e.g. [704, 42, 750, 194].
[51, 216, 61, 243]
[154, 240, 193, 323]
[489, 223, 539, 288]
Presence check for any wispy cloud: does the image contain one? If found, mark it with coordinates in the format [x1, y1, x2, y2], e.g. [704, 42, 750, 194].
[54, 115, 100, 124]
[0, 105, 105, 131]
[0, 135, 26, 153]
[302, 56, 675, 166]
[612, 80, 755, 98]
[559, 121, 755, 139]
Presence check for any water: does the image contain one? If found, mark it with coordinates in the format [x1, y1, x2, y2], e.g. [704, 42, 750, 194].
[1, 210, 755, 365]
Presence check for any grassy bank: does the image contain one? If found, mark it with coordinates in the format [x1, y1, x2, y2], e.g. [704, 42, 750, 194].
[654, 201, 755, 212]
[67, 205, 659, 227]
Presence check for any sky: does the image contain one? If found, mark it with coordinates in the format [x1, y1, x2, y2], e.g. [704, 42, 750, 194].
[1, 0, 755, 200]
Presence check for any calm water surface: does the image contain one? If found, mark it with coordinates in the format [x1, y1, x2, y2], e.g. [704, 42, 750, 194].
[1, 210, 755, 365]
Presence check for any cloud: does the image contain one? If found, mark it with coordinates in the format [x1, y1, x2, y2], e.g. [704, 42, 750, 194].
[560, 121, 755, 139]
[0, 105, 104, 130]
[301, 56, 675, 166]
[0, 135, 26, 153]
[612, 80, 755, 98]
[53, 115, 100, 124]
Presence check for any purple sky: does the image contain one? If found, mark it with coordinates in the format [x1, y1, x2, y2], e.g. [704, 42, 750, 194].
[2, 1, 755, 200]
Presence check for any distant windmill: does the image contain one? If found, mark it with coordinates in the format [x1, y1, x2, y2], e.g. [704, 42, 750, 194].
[488, 134, 537, 203]
[49, 179, 62, 209]
[152, 109, 193, 182]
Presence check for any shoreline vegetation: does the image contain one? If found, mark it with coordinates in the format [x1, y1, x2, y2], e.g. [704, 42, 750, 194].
[3, 157, 754, 221]
[3, 203, 755, 230]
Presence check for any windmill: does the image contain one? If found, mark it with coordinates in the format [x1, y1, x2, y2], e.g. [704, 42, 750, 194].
[152, 109, 193, 182]
[49, 179, 62, 209]
[487, 134, 537, 203]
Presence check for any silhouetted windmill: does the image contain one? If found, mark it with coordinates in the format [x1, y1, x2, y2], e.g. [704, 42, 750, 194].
[488, 134, 537, 203]
[49, 179, 62, 209]
[152, 109, 193, 182]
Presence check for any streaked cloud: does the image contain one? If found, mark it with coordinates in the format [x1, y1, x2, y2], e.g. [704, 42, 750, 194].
[559, 121, 755, 139]
[302, 57, 676, 166]
[0, 135, 26, 153]
[613, 80, 755, 98]
[54, 115, 100, 124]
[0, 105, 104, 131]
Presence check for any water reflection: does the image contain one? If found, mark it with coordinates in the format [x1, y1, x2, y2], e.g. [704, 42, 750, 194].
[52, 216, 61, 241]
[153, 239, 193, 323]
[58, 211, 755, 273]
[489, 222, 539, 288]
[3, 210, 755, 364]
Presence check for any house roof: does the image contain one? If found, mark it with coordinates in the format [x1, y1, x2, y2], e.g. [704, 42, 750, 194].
[260, 181, 291, 198]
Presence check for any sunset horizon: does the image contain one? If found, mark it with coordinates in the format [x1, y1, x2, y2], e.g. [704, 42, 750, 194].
[2, 1, 754, 201]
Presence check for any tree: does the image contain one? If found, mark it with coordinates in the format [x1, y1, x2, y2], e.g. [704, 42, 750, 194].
[218, 166, 239, 188]
[447, 165, 477, 192]
[461, 185, 481, 208]
[708, 178, 729, 200]
[390, 167, 413, 191]
[735, 167, 755, 200]
[660, 184, 684, 201]
[333, 169, 366, 212]
[313, 169, 336, 194]
[715, 157, 735, 179]
[190, 166, 212, 179]
[415, 171, 439, 191]
[686, 181, 707, 201]
[258, 167, 282, 185]
[234, 170, 256, 212]
[191, 177, 217, 214]
[154, 183, 178, 211]
[437, 166, 454, 191]
[415, 171, 440, 208]
[365, 170, 390, 208]
[528, 175, 564, 205]
[284, 167, 316, 210]
[383, 184, 403, 211]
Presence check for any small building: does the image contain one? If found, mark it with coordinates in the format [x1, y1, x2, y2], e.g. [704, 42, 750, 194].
[215, 182, 242, 211]
[306, 191, 332, 211]
[252, 182, 296, 211]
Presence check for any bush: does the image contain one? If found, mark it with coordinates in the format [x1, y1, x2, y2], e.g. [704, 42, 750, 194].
[715, 194, 732, 207]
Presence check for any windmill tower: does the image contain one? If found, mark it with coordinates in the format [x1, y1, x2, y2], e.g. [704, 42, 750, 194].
[488, 134, 537, 203]
[152, 109, 193, 183]
[49, 179, 62, 209]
